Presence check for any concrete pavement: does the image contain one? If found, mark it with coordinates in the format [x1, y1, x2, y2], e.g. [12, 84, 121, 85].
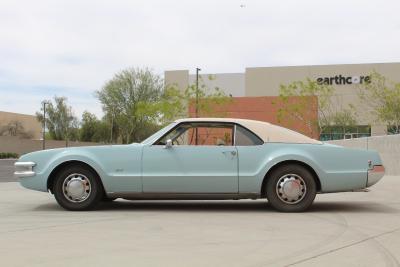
[0, 159, 16, 182]
[0, 176, 399, 267]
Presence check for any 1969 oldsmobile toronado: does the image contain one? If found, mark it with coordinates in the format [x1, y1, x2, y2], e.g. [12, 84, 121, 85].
[15, 118, 385, 212]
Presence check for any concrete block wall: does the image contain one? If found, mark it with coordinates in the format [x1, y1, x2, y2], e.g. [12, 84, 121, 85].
[0, 136, 100, 156]
[327, 134, 400, 175]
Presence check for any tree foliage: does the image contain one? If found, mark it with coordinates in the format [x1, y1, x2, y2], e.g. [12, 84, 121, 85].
[184, 74, 232, 117]
[359, 71, 400, 134]
[329, 105, 358, 135]
[96, 68, 230, 144]
[275, 78, 334, 137]
[34, 69, 234, 144]
[79, 111, 110, 142]
[96, 68, 183, 143]
[275, 78, 359, 138]
[36, 96, 79, 141]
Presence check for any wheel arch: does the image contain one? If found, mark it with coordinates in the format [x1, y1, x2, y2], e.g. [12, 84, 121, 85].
[260, 160, 322, 197]
[47, 160, 106, 194]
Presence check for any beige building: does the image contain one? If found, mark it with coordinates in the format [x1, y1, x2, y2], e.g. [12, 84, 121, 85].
[0, 111, 42, 139]
[165, 62, 400, 140]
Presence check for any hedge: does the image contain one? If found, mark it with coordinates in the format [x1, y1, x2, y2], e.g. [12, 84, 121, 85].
[0, 152, 19, 159]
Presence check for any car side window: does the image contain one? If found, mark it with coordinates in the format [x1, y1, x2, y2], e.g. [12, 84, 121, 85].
[235, 125, 264, 146]
[155, 122, 234, 146]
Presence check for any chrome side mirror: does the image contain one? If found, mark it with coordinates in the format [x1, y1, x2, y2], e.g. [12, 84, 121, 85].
[164, 139, 173, 149]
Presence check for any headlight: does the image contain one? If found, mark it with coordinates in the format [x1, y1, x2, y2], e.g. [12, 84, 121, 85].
[14, 162, 36, 178]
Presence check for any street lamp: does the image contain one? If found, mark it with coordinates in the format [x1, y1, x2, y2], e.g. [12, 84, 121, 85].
[195, 68, 201, 145]
[195, 67, 201, 118]
[110, 107, 115, 144]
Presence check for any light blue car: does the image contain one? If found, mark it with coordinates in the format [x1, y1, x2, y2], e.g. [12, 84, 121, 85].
[14, 118, 385, 212]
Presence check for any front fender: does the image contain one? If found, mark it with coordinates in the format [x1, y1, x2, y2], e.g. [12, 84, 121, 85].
[18, 148, 108, 192]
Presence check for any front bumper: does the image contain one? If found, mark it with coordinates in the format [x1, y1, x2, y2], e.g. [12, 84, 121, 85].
[367, 165, 385, 187]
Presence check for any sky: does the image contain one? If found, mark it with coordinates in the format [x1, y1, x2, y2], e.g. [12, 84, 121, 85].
[1, 0, 400, 118]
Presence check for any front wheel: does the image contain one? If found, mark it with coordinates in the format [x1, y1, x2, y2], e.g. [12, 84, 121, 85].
[265, 164, 317, 212]
[53, 165, 103, 211]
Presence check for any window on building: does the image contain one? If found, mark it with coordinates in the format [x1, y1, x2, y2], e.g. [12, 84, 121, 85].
[387, 125, 400, 135]
[320, 125, 371, 141]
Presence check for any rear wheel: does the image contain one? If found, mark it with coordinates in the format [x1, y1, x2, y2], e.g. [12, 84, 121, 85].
[265, 164, 317, 212]
[53, 165, 103, 211]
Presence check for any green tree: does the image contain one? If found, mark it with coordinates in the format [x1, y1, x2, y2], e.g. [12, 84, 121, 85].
[322, 105, 358, 138]
[331, 106, 357, 132]
[36, 96, 79, 142]
[96, 68, 183, 143]
[79, 111, 109, 142]
[97, 68, 233, 143]
[359, 71, 400, 134]
[275, 78, 334, 137]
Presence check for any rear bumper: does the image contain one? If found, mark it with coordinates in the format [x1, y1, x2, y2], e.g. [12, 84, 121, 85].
[367, 165, 385, 187]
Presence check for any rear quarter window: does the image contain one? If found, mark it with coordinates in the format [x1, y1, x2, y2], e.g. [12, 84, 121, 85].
[235, 125, 264, 146]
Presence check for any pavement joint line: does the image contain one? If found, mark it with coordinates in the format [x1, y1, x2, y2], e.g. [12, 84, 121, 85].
[0, 215, 134, 234]
[285, 226, 400, 266]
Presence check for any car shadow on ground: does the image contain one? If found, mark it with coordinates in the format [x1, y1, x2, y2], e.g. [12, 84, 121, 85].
[34, 200, 400, 214]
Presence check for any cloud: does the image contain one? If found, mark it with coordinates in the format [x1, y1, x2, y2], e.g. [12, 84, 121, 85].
[0, 0, 399, 118]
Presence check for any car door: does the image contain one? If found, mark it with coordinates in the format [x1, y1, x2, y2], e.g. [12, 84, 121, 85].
[142, 122, 238, 193]
[233, 125, 266, 193]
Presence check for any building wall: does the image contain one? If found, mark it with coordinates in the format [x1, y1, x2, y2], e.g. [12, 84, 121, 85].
[188, 73, 245, 97]
[0, 111, 42, 139]
[245, 63, 400, 133]
[165, 62, 400, 137]
[188, 96, 319, 139]
[164, 70, 189, 93]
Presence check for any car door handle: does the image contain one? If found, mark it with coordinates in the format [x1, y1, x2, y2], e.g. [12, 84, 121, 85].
[222, 150, 237, 156]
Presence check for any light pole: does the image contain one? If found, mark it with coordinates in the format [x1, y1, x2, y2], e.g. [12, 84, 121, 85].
[195, 68, 201, 145]
[195, 67, 201, 118]
[110, 108, 114, 144]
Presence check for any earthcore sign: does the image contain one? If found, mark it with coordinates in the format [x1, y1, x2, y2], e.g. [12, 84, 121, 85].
[316, 75, 371, 85]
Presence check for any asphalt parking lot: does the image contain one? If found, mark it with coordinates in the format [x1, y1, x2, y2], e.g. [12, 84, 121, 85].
[1, 168, 399, 266]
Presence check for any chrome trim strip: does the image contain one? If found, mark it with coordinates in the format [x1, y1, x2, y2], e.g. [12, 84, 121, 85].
[106, 192, 261, 200]
[14, 161, 36, 178]
[14, 162, 36, 167]
[14, 171, 35, 177]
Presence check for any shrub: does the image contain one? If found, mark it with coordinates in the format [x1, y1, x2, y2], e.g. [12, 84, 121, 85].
[0, 152, 19, 159]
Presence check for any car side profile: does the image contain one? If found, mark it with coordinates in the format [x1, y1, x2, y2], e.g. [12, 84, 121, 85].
[14, 118, 385, 212]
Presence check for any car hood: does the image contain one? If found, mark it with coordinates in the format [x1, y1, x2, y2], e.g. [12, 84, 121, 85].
[18, 143, 143, 162]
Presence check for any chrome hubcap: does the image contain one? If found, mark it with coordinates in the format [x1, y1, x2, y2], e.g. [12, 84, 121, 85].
[276, 174, 306, 204]
[62, 173, 91, 203]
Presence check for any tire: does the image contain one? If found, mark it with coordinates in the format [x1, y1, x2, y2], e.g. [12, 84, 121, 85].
[53, 165, 103, 211]
[265, 164, 317, 212]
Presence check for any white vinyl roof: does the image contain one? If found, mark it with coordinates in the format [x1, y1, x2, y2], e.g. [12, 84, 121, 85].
[174, 118, 322, 144]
